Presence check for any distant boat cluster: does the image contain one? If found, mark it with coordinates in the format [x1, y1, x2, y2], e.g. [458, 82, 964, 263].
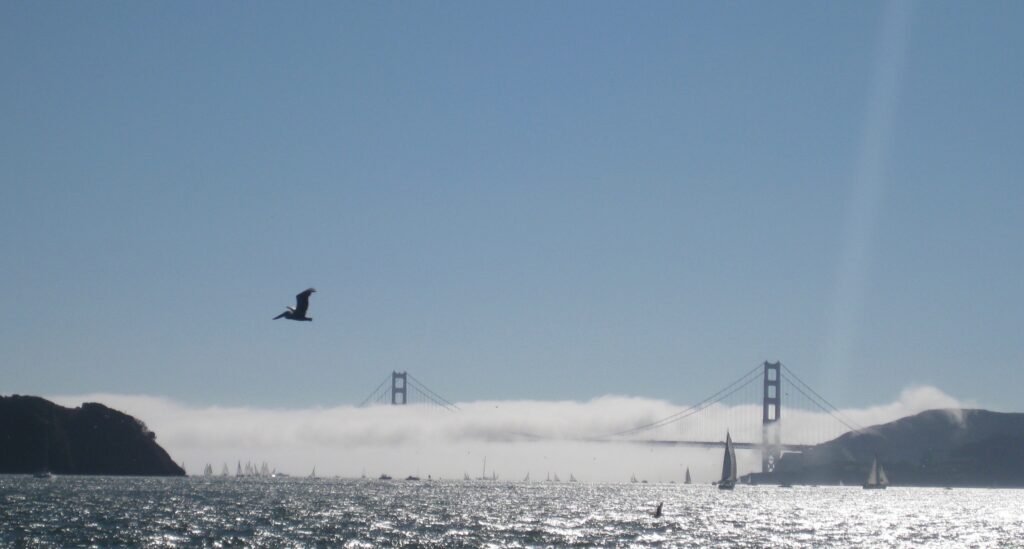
[194, 433, 892, 489]
[200, 461, 289, 479]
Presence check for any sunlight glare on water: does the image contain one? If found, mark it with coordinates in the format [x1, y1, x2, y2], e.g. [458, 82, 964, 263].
[2, 476, 1022, 547]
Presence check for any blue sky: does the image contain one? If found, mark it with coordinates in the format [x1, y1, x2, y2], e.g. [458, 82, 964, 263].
[2, 1, 1021, 411]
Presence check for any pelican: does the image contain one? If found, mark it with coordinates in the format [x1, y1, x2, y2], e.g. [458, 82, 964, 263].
[273, 288, 316, 321]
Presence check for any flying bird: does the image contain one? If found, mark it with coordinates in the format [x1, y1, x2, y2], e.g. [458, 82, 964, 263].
[273, 288, 317, 321]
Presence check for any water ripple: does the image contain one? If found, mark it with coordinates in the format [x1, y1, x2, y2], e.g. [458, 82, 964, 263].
[1, 477, 1023, 547]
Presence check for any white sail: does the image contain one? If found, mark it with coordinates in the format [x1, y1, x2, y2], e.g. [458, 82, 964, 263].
[721, 432, 737, 483]
[630, 473, 638, 483]
[523, 472, 530, 482]
[684, 468, 692, 484]
[864, 456, 889, 489]
[464, 472, 470, 481]
[221, 463, 229, 477]
[553, 473, 561, 482]
[569, 473, 577, 482]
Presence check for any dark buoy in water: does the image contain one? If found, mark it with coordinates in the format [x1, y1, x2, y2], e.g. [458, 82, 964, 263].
[653, 502, 663, 518]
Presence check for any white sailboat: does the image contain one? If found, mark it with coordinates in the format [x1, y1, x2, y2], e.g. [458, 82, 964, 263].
[718, 431, 737, 490]
[569, 473, 577, 483]
[203, 463, 213, 477]
[863, 456, 888, 490]
[684, 467, 692, 485]
[220, 463, 229, 477]
[630, 473, 638, 483]
[309, 466, 317, 479]
[553, 473, 561, 482]
[523, 472, 530, 482]
[463, 472, 471, 481]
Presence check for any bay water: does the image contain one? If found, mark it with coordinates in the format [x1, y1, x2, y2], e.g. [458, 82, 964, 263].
[2, 476, 1022, 547]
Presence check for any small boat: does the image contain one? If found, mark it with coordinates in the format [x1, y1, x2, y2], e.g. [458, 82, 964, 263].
[653, 502, 663, 518]
[718, 431, 737, 490]
[684, 468, 692, 485]
[463, 472, 471, 481]
[220, 463, 229, 477]
[569, 473, 578, 483]
[553, 473, 561, 482]
[779, 483, 793, 488]
[32, 471, 53, 479]
[523, 472, 530, 482]
[477, 457, 495, 481]
[863, 456, 888, 490]
[630, 473, 638, 484]
[405, 475, 420, 481]
[379, 473, 392, 480]
[309, 467, 317, 479]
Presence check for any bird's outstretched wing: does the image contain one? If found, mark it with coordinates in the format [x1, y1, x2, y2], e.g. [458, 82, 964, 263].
[273, 311, 288, 320]
[293, 288, 316, 316]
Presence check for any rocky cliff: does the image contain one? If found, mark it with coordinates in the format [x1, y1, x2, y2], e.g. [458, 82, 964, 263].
[0, 395, 185, 476]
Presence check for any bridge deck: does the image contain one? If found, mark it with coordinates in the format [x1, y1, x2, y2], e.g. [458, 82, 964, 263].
[615, 439, 813, 451]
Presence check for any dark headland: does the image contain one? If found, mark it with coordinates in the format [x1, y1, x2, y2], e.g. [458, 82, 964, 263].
[747, 408, 1024, 487]
[0, 395, 185, 476]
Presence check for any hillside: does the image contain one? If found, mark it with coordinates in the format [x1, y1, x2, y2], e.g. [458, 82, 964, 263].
[0, 395, 185, 476]
[755, 409, 1024, 487]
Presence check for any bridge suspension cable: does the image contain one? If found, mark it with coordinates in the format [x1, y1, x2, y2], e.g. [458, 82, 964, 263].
[358, 375, 392, 408]
[780, 365, 864, 432]
[609, 362, 763, 437]
[407, 374, 460, 411]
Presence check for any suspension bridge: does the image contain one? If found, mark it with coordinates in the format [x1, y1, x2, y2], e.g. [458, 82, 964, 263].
[357, 362, 863, 473]
[358, 371, 461, 411]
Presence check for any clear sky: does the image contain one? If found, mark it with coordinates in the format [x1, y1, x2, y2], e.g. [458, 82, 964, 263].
[2, 1, 1022, 411]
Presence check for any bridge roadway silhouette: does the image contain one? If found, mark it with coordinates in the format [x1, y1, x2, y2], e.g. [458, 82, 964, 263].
[365, 362, 860, 473]
[613, 439, 813, 451]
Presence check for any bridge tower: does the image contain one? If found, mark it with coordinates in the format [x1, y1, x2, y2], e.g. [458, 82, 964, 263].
[391, 371, 408, 405]
[762, 361, 782, 473]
